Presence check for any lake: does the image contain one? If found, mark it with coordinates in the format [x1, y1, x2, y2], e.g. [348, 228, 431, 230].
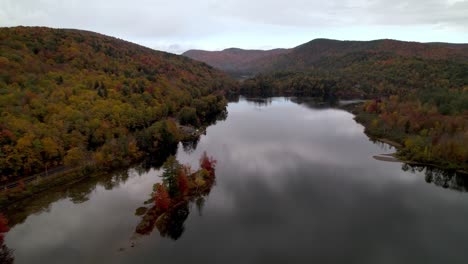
[3, 97, 468, 263]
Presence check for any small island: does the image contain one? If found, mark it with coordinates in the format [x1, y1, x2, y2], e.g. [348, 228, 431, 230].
[134, 152, 217, 239]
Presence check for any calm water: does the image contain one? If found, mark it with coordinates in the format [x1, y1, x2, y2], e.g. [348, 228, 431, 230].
[4, 97, 468, 263]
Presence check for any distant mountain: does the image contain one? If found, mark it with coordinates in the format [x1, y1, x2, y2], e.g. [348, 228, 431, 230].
[183, 48, 291, 77]
[183, 39, 468, 76]
[268, 39, 468, 71]
[239, 38, 468, 102]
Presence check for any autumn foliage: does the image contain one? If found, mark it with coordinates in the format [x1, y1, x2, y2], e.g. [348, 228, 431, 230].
[0, 27, 236, 181]
[0, 214, 9, 243]
[177, 170, 189, 196]
[137, 153, 217, 237]
[200, 152, 217, 175]
[154, 183, 171, 211]
[357, 96, 468, 169]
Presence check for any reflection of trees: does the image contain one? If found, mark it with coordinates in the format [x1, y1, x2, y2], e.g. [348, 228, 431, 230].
[243, 96, 340, 110]
[181, 110, 226, 154]
[3, 165, 154, 228]
[156, 202, 189, 240]
[182, 138, 200, 154]
[216, 109, 228, 123]
[370, 140, 396, 152]
[134, 153, 217, 241]
[1, 136, 180, 227]
[0, 244, 14, 264]
[0, 214, 14, 264]
[245, 97, 273, 107]
[402, 164, 468, 192]
[140, 147, 178, 173]
[195, 197, 205, 216]
[290, 97, 337, 109]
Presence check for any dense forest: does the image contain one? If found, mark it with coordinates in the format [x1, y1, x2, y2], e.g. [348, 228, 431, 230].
[0, 27, 237, 182]
[241, 52, 467, 100]
[355, 96, 467, 170]
[237, 42, 468, 170]
[259, 39, 468, 73]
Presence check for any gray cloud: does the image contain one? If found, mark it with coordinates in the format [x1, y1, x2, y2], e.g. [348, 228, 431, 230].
[365, 0, 468, 27]
[0, 0, 467, 53]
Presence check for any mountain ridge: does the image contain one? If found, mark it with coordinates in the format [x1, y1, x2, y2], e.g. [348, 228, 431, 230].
[183, 38, 468, 76]
[183, 48, 292, 76]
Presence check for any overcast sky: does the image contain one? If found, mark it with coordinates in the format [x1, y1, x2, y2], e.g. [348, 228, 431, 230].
[1, 0, 467, 54]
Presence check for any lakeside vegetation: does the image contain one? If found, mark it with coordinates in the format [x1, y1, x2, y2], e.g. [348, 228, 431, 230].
[0, 27, 237, 183]
[135, 152, 217, 240]
[354, 95, 467, 170]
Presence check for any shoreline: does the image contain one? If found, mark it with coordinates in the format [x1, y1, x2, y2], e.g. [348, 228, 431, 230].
[0, 123, 207, 209]
[368, 131, 467, 175]
[373, 153, 400, 162]
[348, 103, 467, 174]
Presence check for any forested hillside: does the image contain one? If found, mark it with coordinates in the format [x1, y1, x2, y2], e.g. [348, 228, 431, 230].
[261, 39, 468, 72]
[183, 38, 468, 76]
[241, 53, 468, 103]
[238, 39, 468, 170]
[183, 48, 291, 78]
[0, 27, 237, 181]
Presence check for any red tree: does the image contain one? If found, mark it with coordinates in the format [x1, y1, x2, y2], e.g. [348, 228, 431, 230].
[200, 152, 217, 174]
[154, 184, 171, 211]
[177, 170, 189, 196]
[0, 214, 9, 243]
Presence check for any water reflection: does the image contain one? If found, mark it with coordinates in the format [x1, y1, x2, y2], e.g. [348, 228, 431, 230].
[3, 97, 468, 263]
[181, 137, 200, 154]
[245, 96, 337, 109]
[0, 214, 14, 264]
[403, 164, 468, 192]
[0, 243, 14, 264]
[244, 97, 274, 107]
[290, 96, 337, 109]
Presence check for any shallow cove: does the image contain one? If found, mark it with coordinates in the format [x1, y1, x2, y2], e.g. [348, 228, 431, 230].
[4, 97, 468, 264]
